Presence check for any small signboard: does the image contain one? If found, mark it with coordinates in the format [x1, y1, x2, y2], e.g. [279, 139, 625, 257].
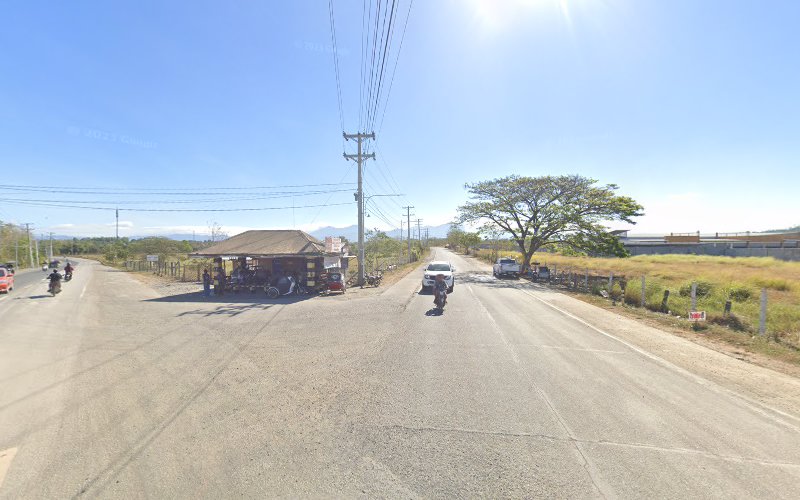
[325, 236, 343, 253]
[146, 255, 159, 262]
[689, 311, 706, 322]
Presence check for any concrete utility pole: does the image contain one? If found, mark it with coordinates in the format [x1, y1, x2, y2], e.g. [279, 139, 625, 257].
[403, 206, 414, 263]
[116, 208, 119, 240]
[415, 219, 423, 245]
[35, 234, 40, 266]
[49, 232, 54, 261]
[24, 223, 34, 268]
[343, 131, 375, 286]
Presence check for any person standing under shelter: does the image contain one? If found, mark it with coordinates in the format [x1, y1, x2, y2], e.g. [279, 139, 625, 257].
[202, 269, 211, 297]
[216, 266, 226, 296]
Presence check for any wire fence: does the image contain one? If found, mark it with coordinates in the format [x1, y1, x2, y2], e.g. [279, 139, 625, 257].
[518, 264, 797, 348]
[123, 260, 209, 283]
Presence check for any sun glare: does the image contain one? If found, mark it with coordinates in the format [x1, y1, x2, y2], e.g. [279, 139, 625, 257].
[465, 0, 582, 31]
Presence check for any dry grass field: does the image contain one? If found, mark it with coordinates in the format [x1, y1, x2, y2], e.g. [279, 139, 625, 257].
[475, 249, 800, 350]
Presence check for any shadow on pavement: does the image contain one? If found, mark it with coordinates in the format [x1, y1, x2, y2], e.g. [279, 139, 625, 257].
[176, 303, 276, 317]
[26, 294, 53, 300]
[143, 291, 314, 305]
[425, 308, 444, 316]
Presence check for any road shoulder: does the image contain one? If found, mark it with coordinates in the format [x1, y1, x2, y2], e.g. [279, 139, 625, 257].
[456, 251, 800, 420]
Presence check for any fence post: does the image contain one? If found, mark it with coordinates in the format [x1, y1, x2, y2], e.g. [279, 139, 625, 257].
[724, 300, 732, 317]
[608, 272, 613, 292]
[640, 276, 646, 308]
[552, 264, 557, 284]
[759, 288, 767, 336]
[661, 290, 670, 313]
[690, 282, 697, 311]
[584, 268, 589, 290]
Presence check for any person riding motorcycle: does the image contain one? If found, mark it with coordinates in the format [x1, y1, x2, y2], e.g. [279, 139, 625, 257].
[64, 262, 74, 277]
[48, 269, 62, 293]
[432, 273, 448, 307]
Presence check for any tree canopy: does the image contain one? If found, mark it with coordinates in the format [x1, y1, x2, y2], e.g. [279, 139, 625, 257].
[457, 174, 643, 267]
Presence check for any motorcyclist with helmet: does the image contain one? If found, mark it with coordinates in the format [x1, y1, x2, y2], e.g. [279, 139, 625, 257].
[48, 268, 63, 294]
[432, 273, 448, 309]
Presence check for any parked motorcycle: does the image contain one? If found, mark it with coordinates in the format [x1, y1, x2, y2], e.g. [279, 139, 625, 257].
[265, 276, 306, 299]
[365, 271, 383, 287]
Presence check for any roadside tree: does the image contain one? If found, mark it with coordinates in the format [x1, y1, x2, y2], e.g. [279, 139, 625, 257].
[457, 174, 643, 269]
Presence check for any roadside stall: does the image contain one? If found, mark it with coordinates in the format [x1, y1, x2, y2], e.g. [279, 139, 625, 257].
[189, 230, 349, 294]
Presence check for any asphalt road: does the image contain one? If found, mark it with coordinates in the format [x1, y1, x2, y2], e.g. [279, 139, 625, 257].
[1, 249, 799, 498]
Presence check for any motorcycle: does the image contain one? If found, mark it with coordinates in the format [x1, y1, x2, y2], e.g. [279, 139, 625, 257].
[365, 271, 383, 287]
[64, 271, 73, 282]
[434, 287, 447, 310]
[265, 276, 306, 299]
[48, 280, 62, 297]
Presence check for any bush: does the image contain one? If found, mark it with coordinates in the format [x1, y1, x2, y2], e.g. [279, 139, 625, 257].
[708, 313, 751, 332]
[727, 285, 752, 302]
[679, 280, 713, 298]
[752, 278, 793, 292]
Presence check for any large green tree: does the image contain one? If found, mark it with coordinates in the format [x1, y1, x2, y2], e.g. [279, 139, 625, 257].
[457, 175, 643, 268]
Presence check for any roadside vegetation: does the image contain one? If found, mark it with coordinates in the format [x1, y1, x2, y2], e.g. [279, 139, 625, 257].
[474, 249, 800, 355]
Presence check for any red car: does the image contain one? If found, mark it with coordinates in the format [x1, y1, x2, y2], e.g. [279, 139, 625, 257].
[0, 267, 13, 293]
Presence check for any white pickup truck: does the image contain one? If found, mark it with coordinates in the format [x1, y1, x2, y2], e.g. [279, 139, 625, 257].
[493, 257, 521, 278]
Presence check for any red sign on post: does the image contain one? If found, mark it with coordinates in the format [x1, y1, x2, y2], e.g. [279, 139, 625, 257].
[689, 311, 706, 322]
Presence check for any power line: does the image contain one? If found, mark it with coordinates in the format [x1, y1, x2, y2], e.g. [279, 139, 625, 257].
[0, 199, 355, 213]
[0, 190, 356, 205]
[376, 0, 414, 136]
[0, 183, 356, 194]
[327, 0, 346, 141]
[367, 0, 399, 132]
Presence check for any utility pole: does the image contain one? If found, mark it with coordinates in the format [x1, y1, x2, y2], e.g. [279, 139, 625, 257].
[24, 223, 34, 268]
[343, 131, 375, 286]
[400, 219, 404, 241]
[116, 208, 119, 240]
[415, 219, 423, 246]
[35, 234, 40, 266]
[403, 206, 414, 263]
[49, 232, 54, 261]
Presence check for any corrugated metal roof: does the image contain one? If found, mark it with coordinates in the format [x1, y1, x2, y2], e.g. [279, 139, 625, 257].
[190, 230, 326, 257]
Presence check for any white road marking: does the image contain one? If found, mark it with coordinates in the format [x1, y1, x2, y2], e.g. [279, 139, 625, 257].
[517, 286, 800, 429]
[80, 284, 87, 300]
[0, 447, 18, 490]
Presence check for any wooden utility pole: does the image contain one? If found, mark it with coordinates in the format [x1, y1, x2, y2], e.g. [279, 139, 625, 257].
[343, 131, 375, 286]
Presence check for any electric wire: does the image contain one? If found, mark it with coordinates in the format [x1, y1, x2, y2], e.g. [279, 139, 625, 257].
[0, 199, 355, 213]
[328, 0, 346, 146]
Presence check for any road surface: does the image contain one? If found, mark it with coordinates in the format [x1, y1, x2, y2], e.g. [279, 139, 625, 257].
[1, 249, 799, 498]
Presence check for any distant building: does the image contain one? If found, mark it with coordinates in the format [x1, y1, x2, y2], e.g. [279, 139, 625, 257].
[612, 230, 800, 261]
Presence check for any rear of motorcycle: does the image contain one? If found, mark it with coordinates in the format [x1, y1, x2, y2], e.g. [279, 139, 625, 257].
[48, 281, 61, 296]
[434, 289, 447, 310]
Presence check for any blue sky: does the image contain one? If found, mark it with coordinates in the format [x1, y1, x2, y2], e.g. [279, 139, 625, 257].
[1, 0, 798, 238]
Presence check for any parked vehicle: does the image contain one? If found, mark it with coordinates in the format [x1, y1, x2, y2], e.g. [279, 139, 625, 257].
[0, 267, 14, 293]
[365, 271, 383, 287]
[323, 272, 346, 295]
[493, 257, 521, 278]
[421, 261, 455, 293]
[266, 276, 305, 299]
[533, 265, 550, 282]
[2, 262, 16, 275]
